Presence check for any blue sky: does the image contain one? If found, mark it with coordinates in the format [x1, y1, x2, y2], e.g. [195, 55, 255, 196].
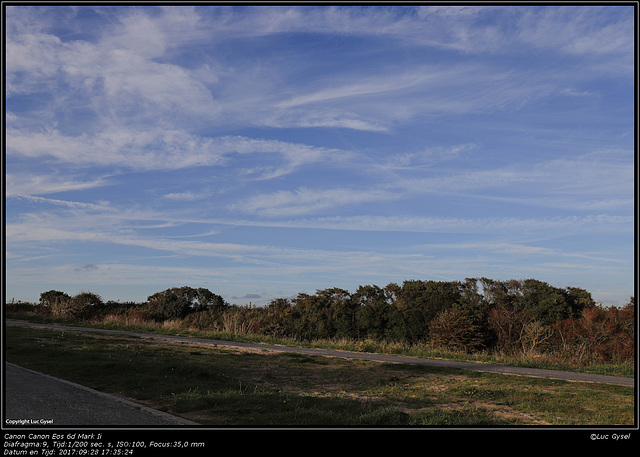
[4, 5, 635, 306]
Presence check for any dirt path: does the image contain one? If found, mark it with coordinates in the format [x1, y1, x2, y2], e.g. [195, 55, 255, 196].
[6, 320, 634, 387]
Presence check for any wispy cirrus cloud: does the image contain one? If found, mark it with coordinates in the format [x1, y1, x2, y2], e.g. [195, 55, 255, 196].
[11, 5, 629, 142]
[5, 5, 634, 306]
[227, 144, 633, 218]
[232, 187, 397, 217]
[163, 191, 210, 202]
[6, 173, 111, 197]
[9, 195, 111, 211]
[6, 124, 349, 178]
[236, 214, 633, 235]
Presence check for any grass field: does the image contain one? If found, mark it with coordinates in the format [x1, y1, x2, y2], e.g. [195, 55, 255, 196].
[4, 324, 635, 426]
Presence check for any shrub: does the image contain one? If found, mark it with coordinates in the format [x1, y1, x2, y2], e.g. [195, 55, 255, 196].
[218, 309, 257, 335]
[49, 291, 103, 320]
[520, 320, 553, 356]
[486, 306, 532, 354]
[126, 307, 154, 322]
[552, 301, 635, 364]
[5, 301, 41, 316]
[39, 290, 71, 307]
[429, 308, 484, 352]
[147, 286, 228, 321]
[182, 310, 220, 331]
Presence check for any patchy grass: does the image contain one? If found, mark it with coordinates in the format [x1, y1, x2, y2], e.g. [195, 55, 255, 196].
[6, 310, 634, 378]
[5, 325, 635, 426]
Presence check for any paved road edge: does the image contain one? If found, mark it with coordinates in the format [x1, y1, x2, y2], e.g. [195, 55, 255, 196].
[4, 362, 200, 426]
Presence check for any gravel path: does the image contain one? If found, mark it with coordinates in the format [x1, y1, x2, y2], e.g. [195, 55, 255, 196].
[6, 320, 635, 387]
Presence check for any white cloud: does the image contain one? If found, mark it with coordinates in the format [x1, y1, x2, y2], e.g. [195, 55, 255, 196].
[4, 5, 634, 307]
[102, 9, 167, 58]
[5, 31, 63, 96]
[6, 173, 110, 197]
[6, 10, 219, 127]
[6, 126, 345, 177]
[232, 187, 397, 217]
[381, 143, 477, 170]
[240, 214, 632, 235]
[277, 71, 431, 109]
[6, 126, 223, 169]
[386, 148, 634, 211]
[516, 6, 633, 57]
[263, 109, 390, 132]
[163, 191, 209, 201]
[10, 195, 111, 211]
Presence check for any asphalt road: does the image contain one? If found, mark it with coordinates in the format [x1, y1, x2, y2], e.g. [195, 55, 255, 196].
[4, 363, 198, 427]
[6, 320, 635, 388]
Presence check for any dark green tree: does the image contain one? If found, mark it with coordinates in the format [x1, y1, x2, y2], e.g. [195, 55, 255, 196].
[287, 288, 353, 340]
[393, 280, 463, 343]
[289, 292, 326, 340]
[39, 290, 70, 307]
[353, 284, 397, 341]
[148, 289, 190, 320]
[457, 278, 488, 318]
[147, 286, 227, 320]
[191, 287, 227, 311]
[565, 286, 595, 316]
[479, 278, 522, 308]
[259, 298, 292, 338]
[325, 288, 358, 339]
[71, 291, 103, 306]
[520, 279, 572, 325]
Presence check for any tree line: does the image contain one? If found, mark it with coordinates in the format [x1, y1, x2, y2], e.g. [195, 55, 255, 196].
[26, 278, 635, 364]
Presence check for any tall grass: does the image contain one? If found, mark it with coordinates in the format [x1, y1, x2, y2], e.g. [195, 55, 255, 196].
[5, 303, 634, 378]
[5, 319, 635, 426]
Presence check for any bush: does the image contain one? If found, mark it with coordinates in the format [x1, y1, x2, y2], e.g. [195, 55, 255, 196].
[40, 290, 71, 307]
[147, 286, 228, 321]
[486, 306, 532, 354]
[5, 301, 40, 315]
[28, 281, 632, 368]
[126, 307, 154, 322]
[49, 291, 103, 320]
[429, 308, 485, 352]
[182, 310, 220, 331]
[551, 300, 635, 364]
[520, 320, 553, 356]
